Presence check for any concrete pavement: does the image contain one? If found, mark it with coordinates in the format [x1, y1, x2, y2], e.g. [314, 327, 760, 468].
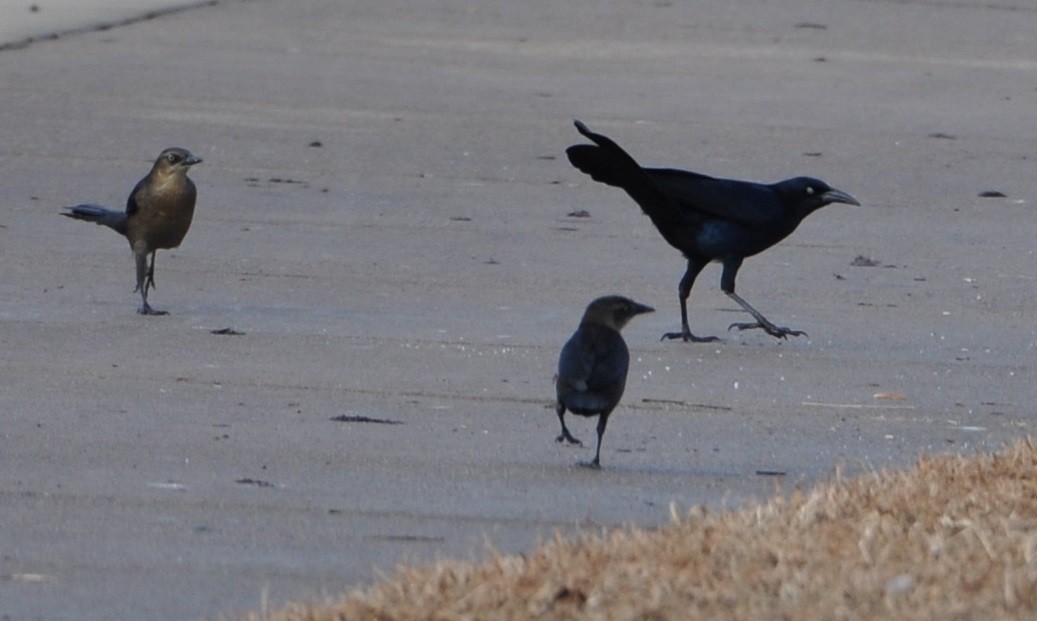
[1, 0, 1035, 619]
[0, 1, 210, 49]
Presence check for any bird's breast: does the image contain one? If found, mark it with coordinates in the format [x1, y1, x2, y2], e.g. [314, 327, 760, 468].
[126, 180, 197, 250]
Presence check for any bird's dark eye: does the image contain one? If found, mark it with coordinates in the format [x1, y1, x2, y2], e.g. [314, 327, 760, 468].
[805, 186, 815, 196]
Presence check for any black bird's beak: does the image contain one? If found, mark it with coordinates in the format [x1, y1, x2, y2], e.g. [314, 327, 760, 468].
[822, 188, 860, 206]
[183, 154, 203, 166]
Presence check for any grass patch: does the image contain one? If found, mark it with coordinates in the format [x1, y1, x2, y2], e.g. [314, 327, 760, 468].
[244, 438, 1037, 620]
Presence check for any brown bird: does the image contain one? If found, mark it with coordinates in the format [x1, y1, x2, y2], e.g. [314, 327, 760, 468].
[63, 147, 202, 315]
[555, 295, 654, 468]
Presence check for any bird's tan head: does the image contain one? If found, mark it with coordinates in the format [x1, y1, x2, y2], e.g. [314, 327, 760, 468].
[153, 148, 202, 175]
[581, 295, 655, 331]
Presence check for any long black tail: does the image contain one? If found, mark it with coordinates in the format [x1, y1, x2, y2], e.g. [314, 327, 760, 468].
[62, 204, 128, 236]
[565, 120, 683, 229]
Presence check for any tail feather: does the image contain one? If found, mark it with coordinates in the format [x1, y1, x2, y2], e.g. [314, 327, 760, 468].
[62, 204, 128, 236]
[566, 121, 683, 229]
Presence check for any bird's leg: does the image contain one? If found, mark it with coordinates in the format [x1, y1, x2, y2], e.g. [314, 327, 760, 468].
[717, 258, 803, 339]
[134, 249, 167, 316]
[582, 413, 610, 469]
[662, 259, 719, 342]
[133, 250, 147, 294]
[146, 251, 157, 290]
[555, 404, 582, 446]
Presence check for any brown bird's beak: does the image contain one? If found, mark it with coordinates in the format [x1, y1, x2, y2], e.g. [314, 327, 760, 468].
[822, 187, 860, 206]
[632, 302, 655, 316]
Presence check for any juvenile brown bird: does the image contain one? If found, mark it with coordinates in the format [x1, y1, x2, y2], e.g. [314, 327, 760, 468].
[63, 147, 202, 315]
[555, 295, 654, 468]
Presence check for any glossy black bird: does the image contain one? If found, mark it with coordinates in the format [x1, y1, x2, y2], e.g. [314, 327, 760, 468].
[63, 147, 202, 315]
[566, 120, 859, 342]
[555, 295, 654, 468]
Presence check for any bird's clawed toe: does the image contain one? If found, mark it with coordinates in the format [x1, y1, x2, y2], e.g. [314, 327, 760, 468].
[138, 305, 169, 316]
[556, 432, 582, 447]
[661, 329, 720, 343]
[728, 322, 807, 340]
[579, 459, 602, 470]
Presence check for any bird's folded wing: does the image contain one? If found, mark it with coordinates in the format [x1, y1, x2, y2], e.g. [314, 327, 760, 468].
[647, 168, 784, 229]
[558, 337, 597, 393]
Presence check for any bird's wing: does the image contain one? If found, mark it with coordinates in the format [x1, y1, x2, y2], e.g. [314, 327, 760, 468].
[587, 343, 628, 392]
[566, 121, 783, 230]
[558, 329, 628, 413]
[558, 334, 597, 392]
[562, 328, 628, 387]
[125, 177, 148, 216]
[647, 168, 785, 229]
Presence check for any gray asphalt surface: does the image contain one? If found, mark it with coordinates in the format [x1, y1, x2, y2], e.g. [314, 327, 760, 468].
[2, 1, 1035, 619]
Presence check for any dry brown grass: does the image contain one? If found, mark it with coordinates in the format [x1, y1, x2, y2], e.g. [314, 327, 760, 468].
[247, 438, 1037, 620]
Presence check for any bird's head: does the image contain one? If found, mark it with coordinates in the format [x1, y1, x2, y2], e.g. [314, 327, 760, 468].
[582, 295, 655, 331]
[774, 177, 859, 217]
[153, 148, 203, 175]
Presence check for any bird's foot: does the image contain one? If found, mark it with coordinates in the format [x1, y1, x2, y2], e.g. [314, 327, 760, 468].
[661, 328, 720, 343]
[138, 304, 169, 316]
[728, 321, 807, 340]
[555, 432, 582, 447]
[578, 459, 602, 470]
